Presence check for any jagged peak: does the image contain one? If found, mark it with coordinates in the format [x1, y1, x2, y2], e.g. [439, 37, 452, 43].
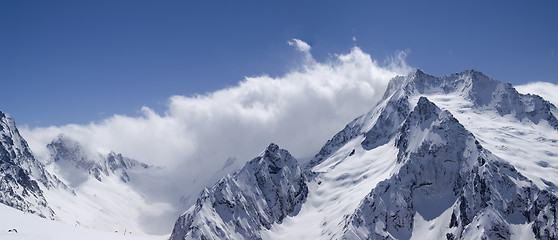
[381, 69, 518, 108]
[260, 143, 285, 159]
[445, 69, 499, 88]
[443, 69, 489, 79]
[254, 143, 297, 170]
[264, 142, 280, 153]
[407, 96, 464, 132]
[458, 69, 486, 76]
[106, 151, 149, 170]
[414, 96, 441, 117]
[396, 96, 472, 161]
[0, 111, 20, 136]
[0, 110, 14, 124]
[381, 69, 439, 100]
[47, 135, 87, 161]
[411, 68, 428, 78]
[404, 96, 445, 129]
[50, 134, 77, 146]
[385, 69, 497, 94]
[170, 142, 307, 240]
[381, 71, 415, 100]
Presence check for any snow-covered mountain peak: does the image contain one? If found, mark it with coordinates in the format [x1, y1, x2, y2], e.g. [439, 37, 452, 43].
[263, 142, 280, 152]
[106, 151, 149, 172]
[46, 135, 149, 185]
[170, 143, 307, 240]
[0, 111, 59, 218]
[381, 69, 436, 100]
[1, 112, 39, 167]
[48, 135, 87, 164]
[398, 69, 497, 101]
[408, 96, 442, 124]
[386, 69, 558, 129]
[256, 143, 297, 170]
[259, 143, 282, 161]
[343, 97, 558, 239]
[395, 71, 558, 191]
[383, 69, 498, 102]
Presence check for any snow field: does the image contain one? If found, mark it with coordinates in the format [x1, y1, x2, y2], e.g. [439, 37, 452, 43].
[0, 203, 161, 240]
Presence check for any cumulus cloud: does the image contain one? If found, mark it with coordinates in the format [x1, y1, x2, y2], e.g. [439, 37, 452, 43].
[516, 81, 558, 107]
[20, 40, 413, 223]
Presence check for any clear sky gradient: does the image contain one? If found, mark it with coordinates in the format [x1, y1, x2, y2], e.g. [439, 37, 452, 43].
[1, 0, 557, 127]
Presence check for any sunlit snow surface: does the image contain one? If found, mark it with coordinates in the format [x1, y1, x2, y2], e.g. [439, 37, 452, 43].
[41, 172, 172, 239]
[262, 138, 400, 239]
[410, 206, 535, 240]
[0, 203, 159, 240]
[413, 93, 558, 190]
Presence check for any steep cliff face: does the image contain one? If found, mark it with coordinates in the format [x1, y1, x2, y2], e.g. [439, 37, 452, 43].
[170, 143, 307, 240]
[0, 111, 57, 218]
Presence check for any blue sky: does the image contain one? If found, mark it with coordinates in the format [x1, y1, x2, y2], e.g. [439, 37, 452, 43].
[1, 0, 557, 127]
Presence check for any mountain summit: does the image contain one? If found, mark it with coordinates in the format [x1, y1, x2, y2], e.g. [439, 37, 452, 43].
[47, 135, 149, 186]
[170, 143, 307, 240]
[171, 70, 558, 239]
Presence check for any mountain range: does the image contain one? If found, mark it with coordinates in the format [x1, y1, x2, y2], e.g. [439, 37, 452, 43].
[170, 70, 558, 239]
[1, 69, 557, 239]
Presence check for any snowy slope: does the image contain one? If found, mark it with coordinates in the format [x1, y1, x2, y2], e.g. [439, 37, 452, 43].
[40, 135, 174, 238]
[262, 138, 400, 239]
[0, 203, 157, 240]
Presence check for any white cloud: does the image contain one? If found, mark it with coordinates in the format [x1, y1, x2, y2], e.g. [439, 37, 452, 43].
[287, 38, 313, 64]
[20, 40, 413, 224]
[516, 81, 558, 107]
[287, 38, 311, 53]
